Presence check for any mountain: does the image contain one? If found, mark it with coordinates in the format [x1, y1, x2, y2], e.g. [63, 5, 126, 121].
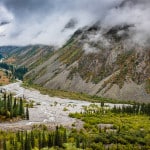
[21, 24, 150, 102]
[0, 45, 54, 69]
[0, 19, 149, 102]
[63, 18, 78, 30]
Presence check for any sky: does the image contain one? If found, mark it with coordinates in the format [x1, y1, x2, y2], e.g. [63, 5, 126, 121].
[0, 0, 150, 47]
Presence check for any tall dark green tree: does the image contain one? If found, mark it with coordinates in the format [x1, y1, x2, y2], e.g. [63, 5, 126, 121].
[3, 93, 7, 110]
[42, 131, 47, 148]
[3, 140, 7, 150]
[38, 132, 42, 150]
[30, 131, 35, 148]
[48, 134, 53, 148]
[26, 105, 29, 120]
[19, 98, 24, 116]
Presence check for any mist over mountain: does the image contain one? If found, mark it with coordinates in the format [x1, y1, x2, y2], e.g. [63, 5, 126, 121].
[0, 0, 149, 102]
[0, 0, 150, 47]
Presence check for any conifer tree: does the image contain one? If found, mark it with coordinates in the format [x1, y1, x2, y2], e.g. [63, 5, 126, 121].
[13, 98, 17, 109]
[16, 132, 20, 143]
[24, 131, 28, 150]
[63, 128, 67, 143]
[21, 131, 24, 150]
[42, 131, 46, 148]
[76, 136, 80, 148]
[30, 131, 35, 148]
[26, 105, 29, 120]
[7, 95, 11, 111]
[3, 93, 7, 110]
[38, 132, 42, 150]
[3, 140, 7, 150]
[54, 126, 59, 146]
[48, 134, 53, 148]
[19, 98, 24, 116]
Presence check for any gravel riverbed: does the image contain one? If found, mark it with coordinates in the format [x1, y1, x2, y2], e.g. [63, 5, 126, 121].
[0, 81, 126, 131]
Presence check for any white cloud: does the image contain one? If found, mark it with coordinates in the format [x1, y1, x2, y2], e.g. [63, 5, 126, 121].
[0, 0, 122, 46]
[0, 0, 150, 47]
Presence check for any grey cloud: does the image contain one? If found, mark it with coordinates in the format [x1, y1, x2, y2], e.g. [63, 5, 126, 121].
[0, 0, 150, 47]
[1, 0, 120, 21]
[102, 0, 150, 47]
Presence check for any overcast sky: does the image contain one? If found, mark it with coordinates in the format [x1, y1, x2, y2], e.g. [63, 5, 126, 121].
[0, 0, 150, 46]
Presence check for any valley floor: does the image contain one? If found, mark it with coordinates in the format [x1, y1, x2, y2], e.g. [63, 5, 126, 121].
[0, 81, 124, 131]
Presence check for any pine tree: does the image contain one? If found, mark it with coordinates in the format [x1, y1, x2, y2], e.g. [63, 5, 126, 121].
[54, 126, 59, 146]
[48, 134, 53, 148]
[14, 141, 18, 150]
[42, 131, 46, 148]
[21, 131, 24, 150]
[7, 95, 11, 112]
[3, 93, 7, 110]
[76, 136, 80, 148]
[3, 140, 7, 150]
[19, 98, 24, 116]
[101, 101, 104, 107]
[24, 131, 28, 150]
[63, 128, 67, 143]
[30, 131, 35, 148]
[13, 98, 17, 109]
[24, 131, 31, 150]
[38, 132, 42, 150]
[26, 105, 29, 120]
[13, 98, 18, 117]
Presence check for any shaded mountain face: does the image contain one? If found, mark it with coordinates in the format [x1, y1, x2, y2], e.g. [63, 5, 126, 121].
[0, 1, 149, 103]
[64, 18, 78, 30]
[0, 46, 19, 57]
[1, 24, 149, 102]
[0, 45, 54, 69]
[21, 24, 150, 102]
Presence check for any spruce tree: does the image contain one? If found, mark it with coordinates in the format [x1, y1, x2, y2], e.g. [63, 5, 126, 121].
[54, 126, 59, 146]
[19, 98, 24, 116]
[3, 140, 7, 150]
[26, 105, 29, 120]
[42, 131, 46, 148]
[38, 132, 42, 150]
[63, 128, 67, 143]
[48, 134, 53, 148]
[3, 93, 7, 111]
[30, 131, 35, 148]
[76, 136, 80, 148]
[13, 98, 17, 109]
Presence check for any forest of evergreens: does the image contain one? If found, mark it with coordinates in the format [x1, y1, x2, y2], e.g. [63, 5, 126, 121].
[0, 126, 68, 150]
[0, 102, 150, 149]
[0, 63, 28, 80]
[68, 103, 150, 150]
[0, 92, 29, 121]
[112, 103, 150, 115]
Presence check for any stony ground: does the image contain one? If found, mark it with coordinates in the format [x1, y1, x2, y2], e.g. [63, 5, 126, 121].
[0, 81, 125, 131]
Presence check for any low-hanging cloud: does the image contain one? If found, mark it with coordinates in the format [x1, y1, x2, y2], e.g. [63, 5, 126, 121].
[0, 0, 150, 47]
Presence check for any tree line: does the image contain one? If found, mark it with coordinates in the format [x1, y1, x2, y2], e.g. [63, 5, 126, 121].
[2, 126, 67, 150]
[0, 63, 28, 80]
[0, 92, 29, 120]
[112, 103, 150, 116]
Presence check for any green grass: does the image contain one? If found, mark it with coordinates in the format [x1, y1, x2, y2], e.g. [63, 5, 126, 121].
[22, 82, 131, 104]
[69, 105, 150, 148]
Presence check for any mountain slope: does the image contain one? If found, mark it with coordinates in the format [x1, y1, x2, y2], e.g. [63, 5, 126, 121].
[25, 25, 150, 102]
[0, 45, 54, 69]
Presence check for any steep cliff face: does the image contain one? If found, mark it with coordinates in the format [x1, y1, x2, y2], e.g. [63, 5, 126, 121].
[25, 25, 150, 102]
